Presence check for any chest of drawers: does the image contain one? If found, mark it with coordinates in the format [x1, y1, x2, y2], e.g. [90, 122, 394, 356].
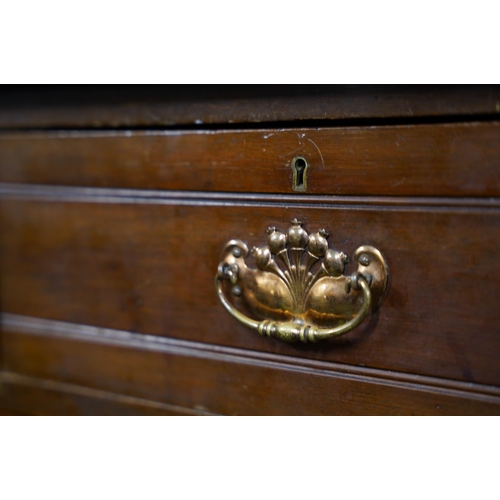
[1, 85, 499, 415]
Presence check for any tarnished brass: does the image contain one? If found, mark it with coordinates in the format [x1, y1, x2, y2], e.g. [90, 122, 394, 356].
[215, 220, 388, 343]
[291, 156, 309, 192]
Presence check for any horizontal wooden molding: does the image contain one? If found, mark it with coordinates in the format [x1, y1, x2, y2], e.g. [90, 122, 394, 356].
[1, 183, 500, 212]
[0, 371, 217, 416]
[3, 313, 500, 403]
[1, 85, 499, 129]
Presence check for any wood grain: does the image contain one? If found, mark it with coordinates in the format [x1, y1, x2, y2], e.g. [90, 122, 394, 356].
[0, 372, 214, 416]
[5, 312, 500, 399]
[3, 184, 500, 208]
[2, 330, 499, 415]
[3, 86, 499, 416]
[2, 197, 500, 386]
[1, 85, 499, 129]
[1, 122, 500, 196]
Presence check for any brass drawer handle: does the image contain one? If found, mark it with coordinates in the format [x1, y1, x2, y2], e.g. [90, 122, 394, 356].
[215, 220, 388, 343]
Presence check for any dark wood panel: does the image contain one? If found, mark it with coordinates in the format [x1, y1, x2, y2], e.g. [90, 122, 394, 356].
[1, 85, 499, 129]
[5, 312, 500, 399]
[0, 408, 24, 416]
[2, 330, 499, 415]
[1, 123, 500, 197]
[1, 199, 500, 385]
[0, 372, 211, 416]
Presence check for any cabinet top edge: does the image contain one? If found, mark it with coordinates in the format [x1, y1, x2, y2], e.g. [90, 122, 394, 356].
[1, 85, 500, 130]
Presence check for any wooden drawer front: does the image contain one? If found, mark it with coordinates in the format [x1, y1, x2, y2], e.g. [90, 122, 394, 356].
[2, 194, 500, 387]
[2, 327, 499, 416]
[1, 123, 500, 197]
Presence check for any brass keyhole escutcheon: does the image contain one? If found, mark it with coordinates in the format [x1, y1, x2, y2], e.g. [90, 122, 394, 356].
[291, 156, 309, 192]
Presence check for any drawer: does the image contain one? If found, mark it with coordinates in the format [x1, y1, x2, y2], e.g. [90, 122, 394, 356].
[1, 123, 500, 197]
[2, 329, 498, 416]
[1, 194, 500, 388]
[2, 116, 500, 415]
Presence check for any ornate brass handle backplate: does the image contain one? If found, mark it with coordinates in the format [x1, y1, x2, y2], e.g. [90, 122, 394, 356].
[215, 219, 388, 343]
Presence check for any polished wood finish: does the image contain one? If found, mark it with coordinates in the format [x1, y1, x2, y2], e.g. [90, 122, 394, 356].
[1, 195, 500, 386]
[1, 86, 499, 415]
[0, 372, 212, 416]
[2, 326, 499, 416]
[1, 123, 500, 197]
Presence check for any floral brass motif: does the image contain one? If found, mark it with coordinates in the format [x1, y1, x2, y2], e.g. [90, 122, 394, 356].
[215, 219, 388, 343]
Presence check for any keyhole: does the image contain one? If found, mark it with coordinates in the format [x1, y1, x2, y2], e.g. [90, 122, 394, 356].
[291, 156, 309, 192]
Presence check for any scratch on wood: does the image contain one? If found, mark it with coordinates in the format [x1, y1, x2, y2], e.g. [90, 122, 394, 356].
[145, 109, 162, 122]
[307, 138, 325, 168]
[392, 178, 405, 187]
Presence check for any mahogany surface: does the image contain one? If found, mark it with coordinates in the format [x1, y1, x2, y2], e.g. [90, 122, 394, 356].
[2, 328, 499, 416]
[1, 85, 499, 415]
[1, 197, 500, 386]
[1, 123, 499, 197]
